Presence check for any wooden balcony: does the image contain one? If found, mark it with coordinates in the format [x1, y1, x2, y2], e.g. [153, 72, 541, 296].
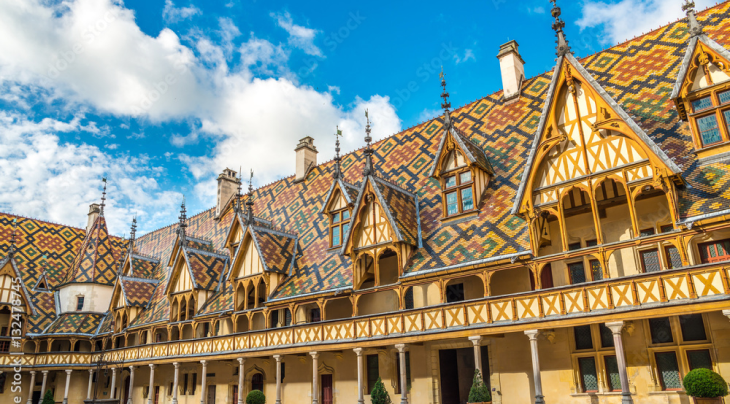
[3, 264, 729, 368]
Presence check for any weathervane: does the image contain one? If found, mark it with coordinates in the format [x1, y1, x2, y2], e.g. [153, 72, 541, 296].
[100, 177, 108, 217]
[682, 0, 703, 37]
[549, 0, 572, 57]
[334, 126, 343, 179]
[363, 110, 375, 176]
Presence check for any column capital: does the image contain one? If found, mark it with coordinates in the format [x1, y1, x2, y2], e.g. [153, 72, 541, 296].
[173, 362, 180, 369]
[353, 348, 363, 355]
[310, 352, 319, 359]
[88, 369, 94, 374]
[524, 329, 540, 340]
[129, 365, 135, 371]
[605, 321, 625, 335]
[30, 370, 36, 375]
[41, 370, 49, 375]
[394, 344, 407, 352]
[273, 354, 282, 361]
[200, 360, 208, 366]
[237, 357, 245, 365]
[149, 364, 156, 369]
[65, 369, 72, 375]
[111, 367, 117, 374]
[468, 336, 483, 346]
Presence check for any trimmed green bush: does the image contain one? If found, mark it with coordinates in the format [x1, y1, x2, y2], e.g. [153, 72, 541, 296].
[370, 377, 392, 404]
[246, 389, 266, 404]
[41, 390, 54, 404]
[468, 369, 492, 403]
[683, 368, 728, 398]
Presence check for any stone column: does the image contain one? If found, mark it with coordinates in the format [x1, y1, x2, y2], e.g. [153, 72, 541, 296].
[237, 358, 245, 404]
[524, 330, 545, 404]
[38, 371, 48, 404]
[62, 370, 72, 404]
[274, 355, 282, 404]
[606, 321, 634, 404]
[200, 360, 208, 404]
[111, 367, 118, 399]
[147, 364, 156, 404]
[469, 336, 483, 374]
[128, 366, 135, 404]
[87, 370, 94, 400]
[395, 344, 408, 404]
[310, 352, 319, 404]
[172, 362, 180, 404]
[354, 348, 364, 404]
[26, 371, 36, 404]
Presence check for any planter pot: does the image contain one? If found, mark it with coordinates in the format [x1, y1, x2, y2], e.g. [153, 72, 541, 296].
[692, 398, 723, 404]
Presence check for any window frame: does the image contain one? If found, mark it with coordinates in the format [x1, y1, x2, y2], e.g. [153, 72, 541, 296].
[697, 238, 730, 264]
[441, 167, 476, 218]
[328, 207, 351, 248]
[76, 296, 85, 311]
[638, 248, 662, 273]
[687, 83, 730, 150]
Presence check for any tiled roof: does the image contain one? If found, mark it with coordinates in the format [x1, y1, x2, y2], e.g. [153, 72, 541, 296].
[120, 276, 158, 307]
[184, 248, 227, 291]
[372, 176, 420, 247]
[27, 290, 55, 334]
[63, 215, 118, 286]
[250, 226, 297, 274]
[130, 254, 159, 279]
[44, 312, 105, 335]
[197, 282, 233, 317]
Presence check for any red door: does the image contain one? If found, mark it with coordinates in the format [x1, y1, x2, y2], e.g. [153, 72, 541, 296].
[232, 385, 238, 404]
[154, 386, 160, 404]
[321, 374, 333, 404]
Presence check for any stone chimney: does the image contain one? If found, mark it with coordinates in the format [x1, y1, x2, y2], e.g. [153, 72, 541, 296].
[86, 203, 100, 233]
[216, 168, 240, 217]
[497, 40, 526, 101]
[294, 137, 318, 183]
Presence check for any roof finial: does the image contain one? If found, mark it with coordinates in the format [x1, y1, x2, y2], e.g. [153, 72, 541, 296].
[550, 0, 572, 57]
[246, 169, 255, 225]
[129, 216, 137, 244]
[178, 196, 187, 247]
[9, 218, 18, 257]
[682, 0, 703, 37]
[363, 110, 375, 176]
[334, 126, 343, 179]
[100, 177, 108, 217]
[234, 167, 243, 215]
[440, 67, 452, 126]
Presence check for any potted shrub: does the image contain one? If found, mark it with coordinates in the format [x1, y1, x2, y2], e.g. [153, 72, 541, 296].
[246, 389, 266, 404]
[683, 368, 728, 404]
[370, 377, 392, 404]
[41, 390, 54, 404]
[468, 369, 492, 404]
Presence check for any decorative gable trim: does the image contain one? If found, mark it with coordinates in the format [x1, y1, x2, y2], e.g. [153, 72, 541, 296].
[318, 179, 358, 214]
[0, 256, 37, 315]
[428, 123, 493, 178]
[671, 34, 730, 107]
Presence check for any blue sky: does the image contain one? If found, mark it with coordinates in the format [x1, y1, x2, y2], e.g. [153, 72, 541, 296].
[0, 0, 709, 236]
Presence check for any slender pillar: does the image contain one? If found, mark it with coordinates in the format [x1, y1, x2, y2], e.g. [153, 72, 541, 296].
[524, 330, 545, 404]
[395, 344, 408, 404]
[354, 348, 364, 404]
[38, 371, 48, 404]
[606, 321, 634, 404]
[111, 367, 118, 399]
[26, 371, 36, 404]
[128, 366, 135, 404]
[274, 355, 282, 404]
[237, 358, 245, 404]
[148, 364, 156, 404]
[87, 370, 94, 400]
[62, 370, 72, 404]
[200, 361, 208, 404]
[469, 336, 483, 374]
[310, 352, 319, 404]
[172, 362, 180, 404]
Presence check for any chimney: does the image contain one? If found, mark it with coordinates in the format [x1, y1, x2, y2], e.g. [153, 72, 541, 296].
[497, 40, 526, 102]
[294, 137, 318, 183]
[216, 168, 240, 217]
[86, 203, 100, 233]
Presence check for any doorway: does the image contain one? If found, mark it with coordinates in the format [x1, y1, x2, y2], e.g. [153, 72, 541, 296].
[31, 391, 41, 404]
[123, 376, 130, 404]
[321, 374, 333, 404]
[252, 373, 264, 392]
[154, 386, 160, 404]
[232, 385, 238, 404]
[439, 346, 490, 404]
[207, 385, 216, 404]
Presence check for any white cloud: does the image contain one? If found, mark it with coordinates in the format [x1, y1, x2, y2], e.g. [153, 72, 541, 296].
[577, 0, 714, 45]
[271, 11, 323, 57]
[418, 107, 442, 123]
[162, 0, 201, 24]
[0, 0, 401, 224]
[454, 49, 475, 64]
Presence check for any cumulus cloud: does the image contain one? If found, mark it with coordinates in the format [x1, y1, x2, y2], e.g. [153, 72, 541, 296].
[454, 49, 475, 64]
[577, 0, 714, 45]
[162, 0, 201, 24]
[271, 11, 323, 57]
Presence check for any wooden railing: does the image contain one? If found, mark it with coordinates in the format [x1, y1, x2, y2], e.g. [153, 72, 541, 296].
[3, 264, 729, 368]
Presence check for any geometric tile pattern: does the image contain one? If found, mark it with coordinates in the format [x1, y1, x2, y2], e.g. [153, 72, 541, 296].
[130, 255, 159, 279]
[185, 248, 227, 291]
[45, 313, 105, 335]
[197, 282, 233, 317]
[63, 215, 118, 286]
[252, 226, 296, 274]
[373, 176, 419, 246]
[120, 277, 158, 307]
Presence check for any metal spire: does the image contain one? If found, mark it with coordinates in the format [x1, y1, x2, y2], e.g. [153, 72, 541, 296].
[234, 168, 243, 215]
[128, 216, 137, 254]
[100, 177, 108, 217]
[550, 0, 572, 57]
[334, 126, 343, 179]
[9, 218, 17, 257]
[682, 0, 703, 37]
[178, 197, 187, 247]
[245, 169, 255, 225]
[362, 110, 375, 176]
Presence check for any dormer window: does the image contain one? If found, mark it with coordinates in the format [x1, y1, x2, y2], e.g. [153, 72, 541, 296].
[443, 169, 474, 216]
[330, 208, 351, 247]
[689, 90, 730, 147]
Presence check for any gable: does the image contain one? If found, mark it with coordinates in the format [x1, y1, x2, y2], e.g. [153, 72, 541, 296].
[171, 257, 193, 293]
[327, 188, 348, 212]
[429, 125, 493, 178]
[111, 281, 125, 309]
[352, 190, 394, 250]
[231, 233, 265, 279]
[0, 258, 34, 314]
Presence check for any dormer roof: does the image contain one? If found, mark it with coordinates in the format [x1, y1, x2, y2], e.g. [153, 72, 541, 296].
[429, 122, 493, 177]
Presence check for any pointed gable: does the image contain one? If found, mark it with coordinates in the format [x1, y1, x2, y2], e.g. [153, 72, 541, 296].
[320, 178, 359, 214]
[185, 248, 228, 291]
[120, 277, 158, 307]
[230, 225, 296, 278]
[63, 215, 118, 286]
[0, 256, 36, 315]
[429, 121, 493, 178]
[513, 53, 681, 215]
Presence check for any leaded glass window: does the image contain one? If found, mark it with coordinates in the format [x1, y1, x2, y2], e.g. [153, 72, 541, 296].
[445, 176, 456, 188]
[649, 317, 674, 344]
[590, 259, 603, 281]
[640, 249, 661, 273]
[655, 352, 681, 390]
[679, 314, 707, 341]
[693, 96, 714, 112]
[604, 356, 622, 391]
[720, 90, 730, 104]
[687, 349, 713, 370]
[599, 324, 615, 348]
[698, 239, 730, 264]
[698, 115, 722, 145]
[725, 110, 730, 133]
[461, 188, 473, 211]
[569, 262, 586, 284]
[665, 246, 683, 269]
[574, 325, 593, 350]
[446, 192, 458, 216]
[578, 357, 599, 392]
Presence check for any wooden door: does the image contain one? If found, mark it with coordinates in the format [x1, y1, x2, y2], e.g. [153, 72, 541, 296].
[207, 385, 216, 404]
[321, 374, 333, 404]
[232, 385, 238, 404]
[154, 386, 160, 404]
[439, 349, 460, 404]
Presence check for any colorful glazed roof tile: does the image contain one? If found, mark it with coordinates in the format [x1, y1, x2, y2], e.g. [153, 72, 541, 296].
[184, 248, 228, 291]
[371, 176, 420, 247]
[44, 312, 105, 336]
[249, 226, 297, 274]
[197, 282, 233, 317]
[120, 276, 159, 307]
[63, 215, 118, 286]
[27, 290, 55, 334]
[129, 254, 160, 279]
[429, 119, 494, 177]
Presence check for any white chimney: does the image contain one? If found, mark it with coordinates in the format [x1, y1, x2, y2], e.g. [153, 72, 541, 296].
[216, 168, 240, 217]
[86, 203, 100, 233]
[294, 137, 318, 183]
[497, 40, 526, 101]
